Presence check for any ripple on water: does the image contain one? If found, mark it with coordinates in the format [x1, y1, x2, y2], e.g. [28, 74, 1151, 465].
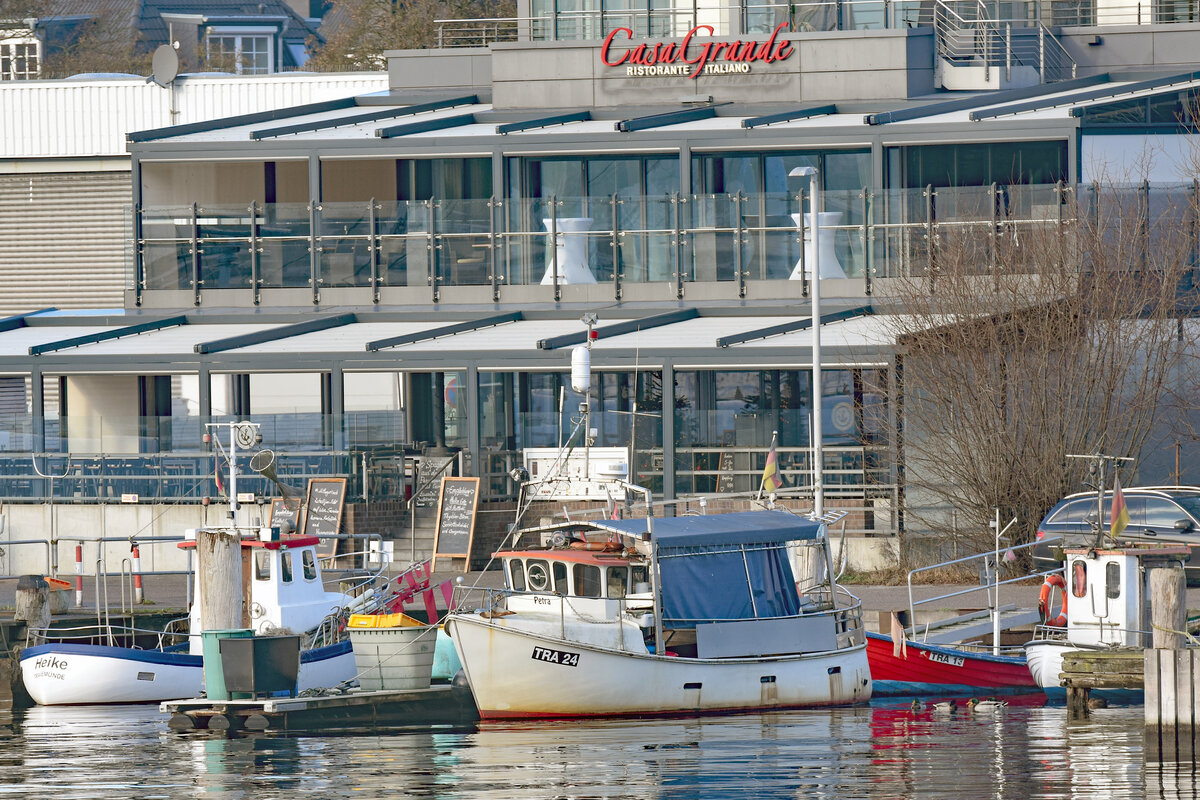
[0, 691, 1183, 799]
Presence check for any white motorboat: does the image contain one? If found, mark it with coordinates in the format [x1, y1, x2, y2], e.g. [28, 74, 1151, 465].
[1024, 544, 1190, 702]
[445, 508, 872, 719]
[19, 530, 381, 706]
[19, 420, 384, 706]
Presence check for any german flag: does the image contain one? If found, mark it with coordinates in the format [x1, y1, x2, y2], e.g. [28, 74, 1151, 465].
[760, 431, 785, 494]
[1110, 474, 1130, 538]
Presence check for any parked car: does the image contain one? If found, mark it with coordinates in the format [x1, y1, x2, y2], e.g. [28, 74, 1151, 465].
[1032, 486, 1200, 580]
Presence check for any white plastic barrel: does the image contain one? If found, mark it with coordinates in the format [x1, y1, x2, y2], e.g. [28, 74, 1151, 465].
[571, 345, 591, 393]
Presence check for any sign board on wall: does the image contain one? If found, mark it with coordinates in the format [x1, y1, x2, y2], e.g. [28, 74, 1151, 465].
[601, 23, 794, 79]
[302, 477, 347, 558]
[432, 477, 480, 571]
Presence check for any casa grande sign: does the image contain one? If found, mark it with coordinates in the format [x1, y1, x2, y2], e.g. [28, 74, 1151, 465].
[601, 22, 794, 79]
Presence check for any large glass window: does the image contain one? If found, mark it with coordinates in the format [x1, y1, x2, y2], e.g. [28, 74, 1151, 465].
[504, 155, 679, 285]
[887, 141, 1068, 189]
[574, 564, 603, 597]
[691, 149, 871, 278]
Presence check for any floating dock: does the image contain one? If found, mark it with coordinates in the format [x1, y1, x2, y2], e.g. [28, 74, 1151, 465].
[162, 684, 478, 734]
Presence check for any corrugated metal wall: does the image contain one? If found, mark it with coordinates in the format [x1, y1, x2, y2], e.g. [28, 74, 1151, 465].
[0, 171, 130, 315]
[0, 73, 390, 159]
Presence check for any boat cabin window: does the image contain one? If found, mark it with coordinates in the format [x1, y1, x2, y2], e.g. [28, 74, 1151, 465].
[508, 560, 526, 591]
[1071, 560, 1087, 598]
[254, 551, 271, 580]
[302, 550, 317, 581]
[573, 564, 602, 598]
[281, 551, 294, 583]
[607, 566, 629, 598]
[1106, 562, 1121, 598]
[631, 565, 650, 592]
[553, 561, 568, 593]
[525, 560, 552, 591]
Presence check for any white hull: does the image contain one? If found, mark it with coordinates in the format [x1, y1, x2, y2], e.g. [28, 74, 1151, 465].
[1024, 639, 1074, 690]
[20, 642, 358, 706]
[446, 614, 871, 719]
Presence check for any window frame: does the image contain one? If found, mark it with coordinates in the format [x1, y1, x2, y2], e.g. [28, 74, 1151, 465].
[0, 36, 40, 81]
[204, 27, 275, 75]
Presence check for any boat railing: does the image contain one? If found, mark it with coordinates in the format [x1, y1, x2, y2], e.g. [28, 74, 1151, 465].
[461, 585, 867, 651]
[905, 536, 1063, 639]
[25, 615, 191, 651]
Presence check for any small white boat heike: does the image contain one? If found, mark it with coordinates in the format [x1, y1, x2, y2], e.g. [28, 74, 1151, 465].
[445, 508, 872, 719]
[20, 420, 384, 706]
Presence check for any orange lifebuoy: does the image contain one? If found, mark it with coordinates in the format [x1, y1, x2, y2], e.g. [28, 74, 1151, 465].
[1038, 574, 1068, 627]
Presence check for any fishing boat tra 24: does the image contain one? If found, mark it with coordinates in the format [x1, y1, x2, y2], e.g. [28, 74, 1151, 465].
[444, 508, 872, 719]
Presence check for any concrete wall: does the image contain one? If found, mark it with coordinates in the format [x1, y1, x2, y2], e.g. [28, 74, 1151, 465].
[1060, 24, 1200, 75]
[382, 29, 934, 110]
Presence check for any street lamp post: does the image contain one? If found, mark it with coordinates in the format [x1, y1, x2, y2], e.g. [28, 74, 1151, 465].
[790, 165, 823, 519]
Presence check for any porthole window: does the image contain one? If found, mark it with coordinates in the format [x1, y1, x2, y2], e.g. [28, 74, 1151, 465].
[526, 560, 551, 591]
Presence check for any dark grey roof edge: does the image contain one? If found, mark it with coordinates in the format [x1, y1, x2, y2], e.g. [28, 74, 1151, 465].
[864, 74, 1112, 126]
[251, 94, 481, 140]
[742, 104, 837, 129]
[716, 304, 874, 348]
[0, 307, 56, 334]
[127, 96, 361, 143]
[977, 69, 1200, 121]
[538, 308, 700, 350]
[29, 314, 188, 356]
[194, 312, 358, 354]
[366, 311, 525, 351]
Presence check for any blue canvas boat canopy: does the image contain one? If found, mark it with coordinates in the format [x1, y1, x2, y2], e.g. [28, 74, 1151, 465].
[592, 510, 823, 627]
[593, 510, 823, 549]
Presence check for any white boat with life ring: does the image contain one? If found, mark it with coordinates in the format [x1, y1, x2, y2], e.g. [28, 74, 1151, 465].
[1024, 544, 1191, 702]
[445, 508, 872, 719]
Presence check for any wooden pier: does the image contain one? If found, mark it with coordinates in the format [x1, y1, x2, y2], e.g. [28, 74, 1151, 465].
[1061, 649, 1144, 717]
[162, 684, 478, 734]
[1145, 649, 1200, 762]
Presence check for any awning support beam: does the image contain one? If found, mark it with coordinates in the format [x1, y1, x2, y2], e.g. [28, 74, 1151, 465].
[537, 308, 699, 350]
[365, 311, 525, 351]
[30, 315, 189, 356]
[194, 313, 358, 354]
[715, 304, 874, 348]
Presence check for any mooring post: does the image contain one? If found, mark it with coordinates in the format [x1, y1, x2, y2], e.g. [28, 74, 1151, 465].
[1146, 566, 1191, 763]
[196, 528, 243, 631]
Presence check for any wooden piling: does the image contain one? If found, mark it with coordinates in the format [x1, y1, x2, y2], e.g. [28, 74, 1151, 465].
[1145, 566, 1195, 763]
[1151, 568, 1186, 650]
[195, 528, 243, 631]
[14, 575, 50, 631]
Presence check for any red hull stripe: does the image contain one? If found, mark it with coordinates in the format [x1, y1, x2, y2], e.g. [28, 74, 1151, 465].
[865, 632, 1036, 688]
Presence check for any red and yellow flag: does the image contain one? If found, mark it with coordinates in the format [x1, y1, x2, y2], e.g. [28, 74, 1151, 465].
[1110, 474, 1130, 538]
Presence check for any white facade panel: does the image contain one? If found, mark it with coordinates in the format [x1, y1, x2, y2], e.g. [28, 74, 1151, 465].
[0, 73, 389, 160]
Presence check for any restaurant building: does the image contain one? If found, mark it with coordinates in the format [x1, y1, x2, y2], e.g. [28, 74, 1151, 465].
[1, 1, 1199, 568]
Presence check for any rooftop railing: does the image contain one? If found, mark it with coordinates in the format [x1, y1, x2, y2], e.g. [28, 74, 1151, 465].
[134, 183, 1150, 304]
[435, 0, 1200, 46]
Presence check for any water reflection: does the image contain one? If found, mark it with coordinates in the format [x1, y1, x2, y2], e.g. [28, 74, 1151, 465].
[3, 689, 1200, 799]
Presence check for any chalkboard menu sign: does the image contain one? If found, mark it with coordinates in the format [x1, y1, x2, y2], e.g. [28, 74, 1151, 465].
[414, 456, 455, 508]
[432, 477, 479, 570]
[268, 497, 302, 533]
[716, 451, 736, 493]
[302, 477, 347, 557]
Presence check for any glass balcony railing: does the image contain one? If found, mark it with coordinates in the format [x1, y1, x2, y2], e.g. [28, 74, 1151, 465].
[135, 183, 1200, 301]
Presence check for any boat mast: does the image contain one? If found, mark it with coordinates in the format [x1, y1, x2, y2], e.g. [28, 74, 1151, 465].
[1067, 452, 1134, 549]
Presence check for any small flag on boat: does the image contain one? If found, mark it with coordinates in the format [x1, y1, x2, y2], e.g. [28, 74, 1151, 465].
[890, 612, 908, 660]
[760, 430, 785, 495]
[1110, 473, 1130, 539]
[214, 455, 225, 496]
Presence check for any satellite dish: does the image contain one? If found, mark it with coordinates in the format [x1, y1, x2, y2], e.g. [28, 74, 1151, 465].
[150, 44, 179, 86]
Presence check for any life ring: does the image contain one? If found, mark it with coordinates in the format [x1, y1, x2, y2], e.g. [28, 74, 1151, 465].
[1038, 574, 1068, 627]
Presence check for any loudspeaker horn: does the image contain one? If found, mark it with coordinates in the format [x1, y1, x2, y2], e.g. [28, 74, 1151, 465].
[249, 449, 299, 499]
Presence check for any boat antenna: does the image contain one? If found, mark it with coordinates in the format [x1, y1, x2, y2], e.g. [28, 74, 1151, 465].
[1067, 452, 1134, 549]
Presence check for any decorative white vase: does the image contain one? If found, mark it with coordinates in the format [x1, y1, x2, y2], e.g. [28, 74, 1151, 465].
[541, 217, 598, 285]
[789, 211, 847, 280]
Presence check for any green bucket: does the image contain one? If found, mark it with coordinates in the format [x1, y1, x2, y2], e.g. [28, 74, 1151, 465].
[200, 628, 254, 701]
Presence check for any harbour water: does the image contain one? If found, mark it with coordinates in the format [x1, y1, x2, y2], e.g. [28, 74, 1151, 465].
[2, 686, 1198, 799]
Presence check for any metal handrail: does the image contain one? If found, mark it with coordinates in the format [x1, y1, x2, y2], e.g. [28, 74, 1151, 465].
[905, 536, 1063, 637]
